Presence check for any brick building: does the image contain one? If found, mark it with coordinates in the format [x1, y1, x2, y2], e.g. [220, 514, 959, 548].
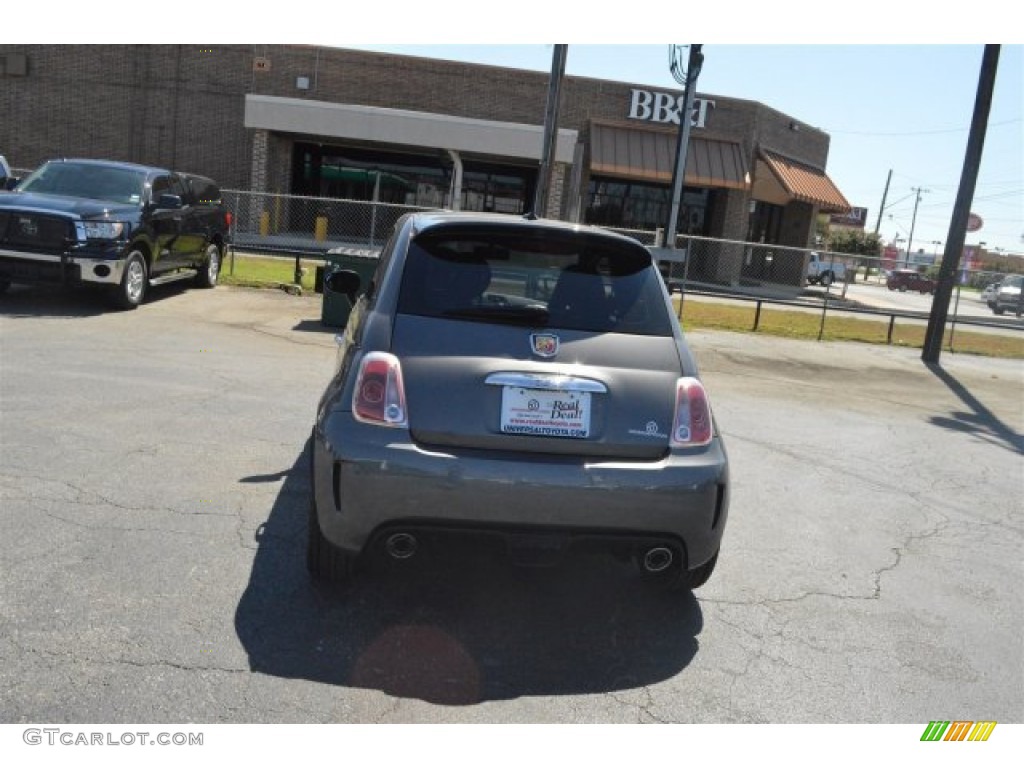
[0, 44, 850, 283]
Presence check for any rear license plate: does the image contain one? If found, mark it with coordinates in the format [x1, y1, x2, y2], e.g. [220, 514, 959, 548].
[500, 386, 591, 438]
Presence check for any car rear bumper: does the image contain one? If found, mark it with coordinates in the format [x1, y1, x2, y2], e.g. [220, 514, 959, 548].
[312, 412, 730, 569]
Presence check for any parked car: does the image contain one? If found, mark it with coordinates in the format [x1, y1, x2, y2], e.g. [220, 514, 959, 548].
[992, 274, 1024, 316]
[980, 283, 998, 307]
[0, 158, 231, 308]
[886, 268, 936, 294]
[309, 212, 730, 591]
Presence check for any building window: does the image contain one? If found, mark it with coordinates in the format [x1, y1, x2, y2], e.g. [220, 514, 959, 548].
[585, 177, 714, 235]
[746, 200, 784, 244]
[291, 143, 535, 214]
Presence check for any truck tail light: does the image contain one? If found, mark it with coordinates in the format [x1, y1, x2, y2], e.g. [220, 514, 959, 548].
[670, 377, 713, 448]
[352, 352, 408, 428]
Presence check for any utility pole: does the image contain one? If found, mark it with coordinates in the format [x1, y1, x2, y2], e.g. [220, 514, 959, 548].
[873, 169, 892, 234]
[923, 45, 1000, 364]
[533, 44, 568, 218]
[904, 186, 928, 266]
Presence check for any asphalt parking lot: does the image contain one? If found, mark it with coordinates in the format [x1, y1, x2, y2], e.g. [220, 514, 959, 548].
[0, 283, 1021, 724]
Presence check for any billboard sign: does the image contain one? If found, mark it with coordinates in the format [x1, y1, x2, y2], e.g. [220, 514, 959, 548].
[829, 206, 868, 229]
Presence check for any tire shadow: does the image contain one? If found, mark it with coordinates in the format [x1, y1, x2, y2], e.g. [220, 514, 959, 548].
[234, 440, 703, 706]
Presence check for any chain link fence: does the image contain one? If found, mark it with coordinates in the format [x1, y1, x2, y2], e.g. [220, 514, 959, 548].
[224, 190, 434, 256]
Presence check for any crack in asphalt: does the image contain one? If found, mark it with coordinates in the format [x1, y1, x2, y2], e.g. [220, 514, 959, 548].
[703, 515, 952, 609]
[6, 639, 250, 676]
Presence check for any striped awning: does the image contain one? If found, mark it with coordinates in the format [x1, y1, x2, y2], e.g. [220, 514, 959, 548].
[590, 122, 750, 190]
[758, 149, 850, 213]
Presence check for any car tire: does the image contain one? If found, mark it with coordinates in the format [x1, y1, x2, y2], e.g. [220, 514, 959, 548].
[993, 306, 1005, 316]
[195, 242, 221, 289]
[679, 549, 719, 591]
[898, 284, 907, 292]
[819, 271, 834, 287]
[306, 455, 355, 584]
[112, 250, 147, 310]
[307, 494, 355, 583]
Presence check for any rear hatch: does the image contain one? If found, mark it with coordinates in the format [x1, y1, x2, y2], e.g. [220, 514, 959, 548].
[391, 224, 684, 460]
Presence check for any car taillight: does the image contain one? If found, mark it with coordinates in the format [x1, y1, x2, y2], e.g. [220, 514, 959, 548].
[670, 377, 713, 448]
[352, 352, 408, 428]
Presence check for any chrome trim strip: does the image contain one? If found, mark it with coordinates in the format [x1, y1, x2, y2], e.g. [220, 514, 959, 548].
[484, 372, 608, 393]
[0, 248, 63, 262]
[0, 249, 125, 284]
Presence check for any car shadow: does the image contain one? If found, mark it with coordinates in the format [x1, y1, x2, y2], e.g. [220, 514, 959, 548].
[0, 281, 192, 317]
[0, 283, 110, 317]
[925, 362, 1024, 455]
[234, 440, 703, 706]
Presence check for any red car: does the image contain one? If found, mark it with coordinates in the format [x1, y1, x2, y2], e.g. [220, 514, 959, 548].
[887, 269, 936, 294]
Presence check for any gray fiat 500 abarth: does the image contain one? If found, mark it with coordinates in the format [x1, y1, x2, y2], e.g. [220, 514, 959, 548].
[310, 212, 729, 590]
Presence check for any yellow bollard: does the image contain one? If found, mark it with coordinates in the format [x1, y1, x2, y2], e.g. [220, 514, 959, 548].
[315, 216, 328, 242]
[259, 211, 270, 236]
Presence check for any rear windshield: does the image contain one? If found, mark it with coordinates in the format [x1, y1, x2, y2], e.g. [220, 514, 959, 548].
[186, 176, 222, 206]
[397, 227, 674, 336]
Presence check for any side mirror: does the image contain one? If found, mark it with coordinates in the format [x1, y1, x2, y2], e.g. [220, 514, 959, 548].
[324, 268, 362, 303]
[155, 194, 183, 210]
[1, 176, 19, 191]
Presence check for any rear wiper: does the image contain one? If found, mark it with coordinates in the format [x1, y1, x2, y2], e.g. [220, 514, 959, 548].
[441, 304, 550, 324]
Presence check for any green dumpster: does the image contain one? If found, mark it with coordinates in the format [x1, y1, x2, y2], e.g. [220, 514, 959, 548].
[320, 247, 379, 328]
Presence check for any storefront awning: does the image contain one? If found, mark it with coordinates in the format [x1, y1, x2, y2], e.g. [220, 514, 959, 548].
[590, 123, 750, 190]
[758, 149, 850, 213]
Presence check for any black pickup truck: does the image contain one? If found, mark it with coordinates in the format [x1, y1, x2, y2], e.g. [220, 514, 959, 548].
[0, 158, 231, 309]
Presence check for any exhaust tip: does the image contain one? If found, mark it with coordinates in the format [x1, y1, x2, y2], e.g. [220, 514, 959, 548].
[385, 532, 418, 560]
[642, 546, 674, 574]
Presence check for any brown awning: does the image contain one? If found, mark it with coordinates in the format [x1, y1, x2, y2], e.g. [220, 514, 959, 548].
[759, 149, 850, 213]
[590, 122, 750, 190]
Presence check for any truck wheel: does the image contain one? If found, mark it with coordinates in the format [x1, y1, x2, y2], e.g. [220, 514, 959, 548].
[195, 243, 221, 289]
[113, 251, 147, 310]
[819, 271, 834, 287]
[993, 306, 1005, 315]
[898, 284, 907, 292]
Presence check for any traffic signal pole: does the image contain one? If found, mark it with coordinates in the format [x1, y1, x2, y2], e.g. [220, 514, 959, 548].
[922, 45, 1000, 364]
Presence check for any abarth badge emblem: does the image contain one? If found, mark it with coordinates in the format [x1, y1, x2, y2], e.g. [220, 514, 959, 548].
[530, 333, 559, 358]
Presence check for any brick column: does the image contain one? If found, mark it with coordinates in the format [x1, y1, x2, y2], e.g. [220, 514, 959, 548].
[546, 162, 568, 219]
[250, 129, 269, 193]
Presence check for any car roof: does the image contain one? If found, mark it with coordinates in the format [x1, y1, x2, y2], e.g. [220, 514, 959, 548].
[43, 157, 173, 176]
[407, 211, 648, 248]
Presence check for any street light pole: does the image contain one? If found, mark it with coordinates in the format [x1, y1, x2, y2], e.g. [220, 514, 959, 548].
[665, 44, 703, 248]
[533, 44, 568, 218]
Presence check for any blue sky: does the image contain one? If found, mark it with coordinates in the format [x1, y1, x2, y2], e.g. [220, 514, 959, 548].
[341, 43, 1023, 256]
